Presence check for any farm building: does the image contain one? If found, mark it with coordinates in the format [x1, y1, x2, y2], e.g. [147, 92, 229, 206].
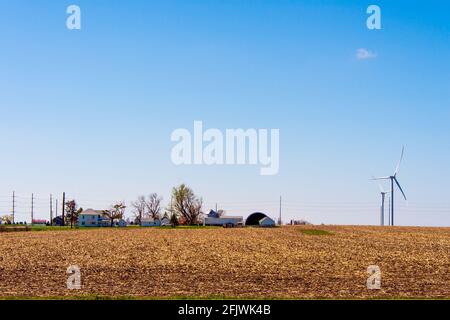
[117, 219, 127, 227]
[161, 217, 170, 226]
[245, 212, 268, 225]
[52, 216, 64, 226]
[204, 210, 243, 227]
[259, 216, 276, 227]
[32, 219, 47, 225]
[141, 218, 161, 227]
[78, 209, 110, 227]
[245, 212, 276, 227]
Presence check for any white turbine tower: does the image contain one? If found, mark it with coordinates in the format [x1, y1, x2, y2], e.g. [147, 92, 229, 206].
[372, 146, 407, 226]
[377, 183, 389, 226]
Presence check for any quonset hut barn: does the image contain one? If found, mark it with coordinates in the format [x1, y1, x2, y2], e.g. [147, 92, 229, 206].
[245, 212, 275, 227]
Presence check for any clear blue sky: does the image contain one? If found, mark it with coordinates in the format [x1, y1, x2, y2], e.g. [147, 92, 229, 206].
[1, 0, 449, 226]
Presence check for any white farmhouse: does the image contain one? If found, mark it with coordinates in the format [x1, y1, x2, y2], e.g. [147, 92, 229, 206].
[78, 209, 109, 227]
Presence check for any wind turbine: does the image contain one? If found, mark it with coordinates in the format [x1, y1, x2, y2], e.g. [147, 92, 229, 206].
[372, 146, 407, 226]
[376, 183, 389, 226]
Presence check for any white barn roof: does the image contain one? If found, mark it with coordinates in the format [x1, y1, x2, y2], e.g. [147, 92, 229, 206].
[80, 209, 104, 216]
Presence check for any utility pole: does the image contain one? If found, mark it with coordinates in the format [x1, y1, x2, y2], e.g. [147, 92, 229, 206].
[390, 178, 394, 226]
[62, 192, 65, 226]
[12, 191, 15, 224]
[31, 193, 34, 226]
[278, 196, 282, 226]
[50, 194, 53, 226]
[215, 203, 218, 212]
[170, 196, 174, 225]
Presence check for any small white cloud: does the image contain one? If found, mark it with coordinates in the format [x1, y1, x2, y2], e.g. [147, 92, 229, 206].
[356, 48, 377, 60]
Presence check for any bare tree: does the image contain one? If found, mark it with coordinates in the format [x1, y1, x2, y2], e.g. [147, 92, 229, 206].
[65, 200, 83, 228]
[103, 202, 126, 227]
[131, 195, 146, 225]
[1, 214, 13, 225]
[146, 193, 162, 220]
[171, 184, 203, 225]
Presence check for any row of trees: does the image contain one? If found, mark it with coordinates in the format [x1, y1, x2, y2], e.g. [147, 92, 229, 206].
[131, 184, 203, 226]
[131, 193, 163, 225]
[63, 184, 204, 227]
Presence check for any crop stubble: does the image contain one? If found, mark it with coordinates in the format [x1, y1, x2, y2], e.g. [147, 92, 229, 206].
[0, 226, 448, 298]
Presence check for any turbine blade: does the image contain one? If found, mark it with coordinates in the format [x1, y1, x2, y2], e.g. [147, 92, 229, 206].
[371, 176, 390, 180]
[394, 146, 405, 176]
[394, 177, 407, 201]
[378, 183, 386, 193]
